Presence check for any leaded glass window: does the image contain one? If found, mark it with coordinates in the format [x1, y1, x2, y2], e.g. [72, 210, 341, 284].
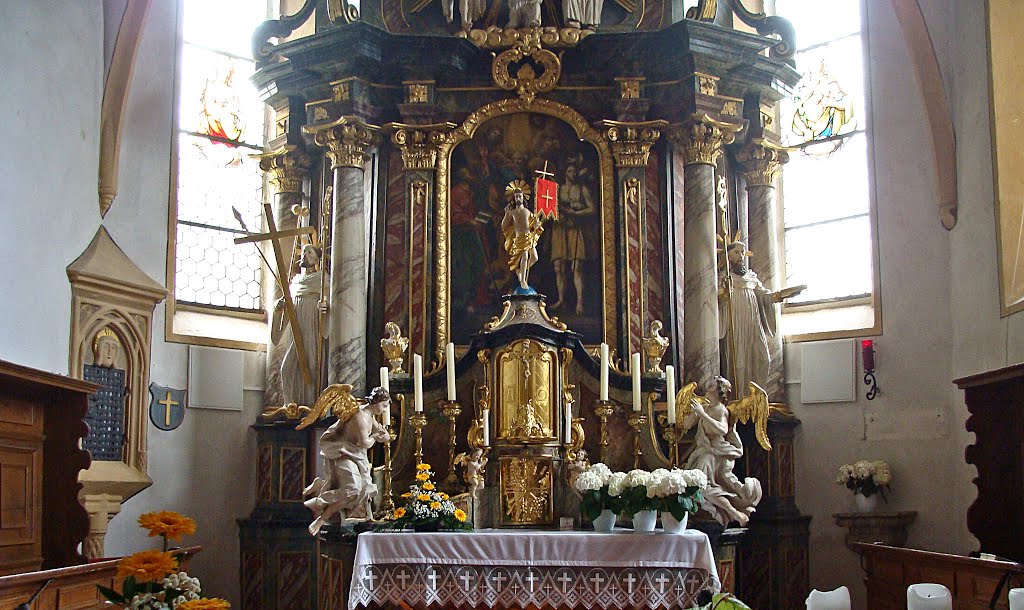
[172, 0, 269, 312]
[775, 0, 875, 311]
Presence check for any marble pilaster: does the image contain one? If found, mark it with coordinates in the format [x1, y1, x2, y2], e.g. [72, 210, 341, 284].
[255, 146, 311, 407]
[735, 139, 789, 400]
[306, 117, 380, 392]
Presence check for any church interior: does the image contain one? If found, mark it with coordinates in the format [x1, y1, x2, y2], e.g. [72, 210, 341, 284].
[2, 0, 1024, 608]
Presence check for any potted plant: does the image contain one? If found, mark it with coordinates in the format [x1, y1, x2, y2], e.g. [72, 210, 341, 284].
[574, 463, 619, 532]
[618, 469, 658, 532]
[647, 468, 708, 533]
[836, 460, 892, 512]
[380, 463, 471, 531]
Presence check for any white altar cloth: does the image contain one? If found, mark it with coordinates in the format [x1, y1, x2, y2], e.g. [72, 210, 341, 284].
[349, 529, 721, 609]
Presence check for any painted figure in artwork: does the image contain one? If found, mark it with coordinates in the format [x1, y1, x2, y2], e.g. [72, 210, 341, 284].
[549, 163, 596, 315]
[563, 0, 602, 29]
[271, 244, 327, 408]
[451, 168, 489, 314]
[507, 0, 542, 28]
[502, 180, 543, 292]
[301, 386, 391, 535]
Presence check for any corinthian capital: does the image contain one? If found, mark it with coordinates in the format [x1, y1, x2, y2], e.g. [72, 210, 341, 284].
[386, 122, 458, 171]
[304, 116, 381, 169]
[597, 120, 669, 168]
[252, 145, 311, 193]
[733, 138, 791, 187]
[668, 114, 744, 167]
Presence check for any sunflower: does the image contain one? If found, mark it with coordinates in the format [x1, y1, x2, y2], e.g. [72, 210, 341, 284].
[454, 509, 467, 522]
[177, 599, 232, 610]
[116, 550, 178, 583]
[439, 492, 449, 500]
[417, 463, 432, 471]
[393, 507, 406, 519]
[138, 511, 196, 541]
[415, 472, 429, 481]
[430, 501, 442, 510]
[417, 493, 431, 502]
[422, 482, 435, 490]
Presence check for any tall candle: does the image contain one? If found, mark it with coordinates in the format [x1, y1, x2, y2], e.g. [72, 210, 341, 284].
[481, 408, 490, 446]
[564, 407, 573, 444]
[907, 584, 952, 610]
[631, 353, 641, 412]
[446, 342, 457, 401]
[599, 343, 610, 401]
[666, 365, 676, 425]
[1009, 588, 1024, 610]
[379, 366, 391, 426]
[413, 354, 423, 413]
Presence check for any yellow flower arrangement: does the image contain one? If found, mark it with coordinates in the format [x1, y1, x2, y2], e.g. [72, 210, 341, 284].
[178, 599, 232, 610]
[417, 493, 431, 502]
[417, 463, 431, 471]
[393, 507, 406, 518]
[116, 549, 178, 583]
[430, 501, 442, 510]
[139, 510, 196, 542]
[422, 482, 435, 490]
[439, 492, 449, 500]
[454, 509, 467, 522]
[401, 492, 412, 498]
[415, 472, 430, 481]
[378, 462, 471, 532]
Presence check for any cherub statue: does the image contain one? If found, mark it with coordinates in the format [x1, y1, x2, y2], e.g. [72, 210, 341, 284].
[677, 376, 770, 526]
[455, 448, 488, 500]
[298, 385, 391, 535]
[565, 448, 590, 495]
[501, 180, 543, 293]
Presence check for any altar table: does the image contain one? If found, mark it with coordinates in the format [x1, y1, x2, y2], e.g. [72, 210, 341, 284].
[349, 529, 721, 609]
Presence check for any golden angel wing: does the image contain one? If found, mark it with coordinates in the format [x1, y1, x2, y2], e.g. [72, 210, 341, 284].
[727, 381, 772, 450]
[296, 383, 359, 430]
[675, 382, 700, 429]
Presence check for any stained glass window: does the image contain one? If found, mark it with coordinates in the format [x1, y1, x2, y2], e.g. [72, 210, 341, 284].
[776, 0, 875, 315]
[172, 0, 268, 312]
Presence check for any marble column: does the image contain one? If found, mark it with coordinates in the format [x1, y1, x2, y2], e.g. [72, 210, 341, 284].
[669, 117, 741, 393]
[307, 117, 380, 392]
[256, 146, 311, 407]
[735, 139, 789, 400]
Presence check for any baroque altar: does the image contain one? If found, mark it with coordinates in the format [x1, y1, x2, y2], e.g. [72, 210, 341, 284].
[237, 0, 812, 608]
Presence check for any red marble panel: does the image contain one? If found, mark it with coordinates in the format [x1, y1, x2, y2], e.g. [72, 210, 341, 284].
[718, 558, 735, 594]
[624, 175, 644, 354]
[644, 151, 666, 328]
[777, 440, 795, 498]
[241, 551, 263, 610]
[279, 447, 307, 502]
[278, 551, 311, 610]
[408, 177, 428, 356]
[384, 154, 409, 332]
[739, 548, 771, 610]
[256, 444, 272, 503]
[671, 152, 686, 371]
[785, 547, 809, 610]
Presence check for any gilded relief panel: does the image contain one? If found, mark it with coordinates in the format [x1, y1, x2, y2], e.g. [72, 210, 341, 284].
[499, 455, 553, 526]
[496, 339, 556, 442]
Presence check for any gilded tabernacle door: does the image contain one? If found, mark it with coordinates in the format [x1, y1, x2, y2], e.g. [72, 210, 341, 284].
[496, 339, 556, 443]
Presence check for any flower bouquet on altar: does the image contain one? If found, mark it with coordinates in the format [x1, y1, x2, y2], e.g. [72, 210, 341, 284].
[380, 463, 471, 532]
[98, 511, 230, 610]
[647, 468, 708, 531]
[574, 463, 622, 530]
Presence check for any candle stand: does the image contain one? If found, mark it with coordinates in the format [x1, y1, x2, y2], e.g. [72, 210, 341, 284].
[627, 412, 647, 469]
[410, 411, 428, 466]
[379, 422, 397, 515]
[661, 421, 684, 468]
[440, 399, 462, 491]
[594, 399, 614, 465]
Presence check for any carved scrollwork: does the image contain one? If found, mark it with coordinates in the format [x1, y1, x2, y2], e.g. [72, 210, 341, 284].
[253, 146, 311, 193]
[597, 120, 668, 167]
[491, 30, 561, 103]
[459, 26, 593, 49]
[304, 116, 381, 169]
[668, 113, 744, 166]
[733, 138, 792, 187]
[252, 0, 317, 66]
[388, 123, 458, 171]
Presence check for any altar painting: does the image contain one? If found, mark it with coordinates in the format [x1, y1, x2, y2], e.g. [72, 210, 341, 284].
[449, 113, 603, 343]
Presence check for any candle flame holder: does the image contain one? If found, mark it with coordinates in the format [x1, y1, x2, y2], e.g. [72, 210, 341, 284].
[627, 412, 647, 469]
[594, 399, 614, 465]
[439, 399, 462, 491]
[410, 411, 428, 466]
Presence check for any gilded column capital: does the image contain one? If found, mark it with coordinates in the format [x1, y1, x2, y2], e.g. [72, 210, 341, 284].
[304, 116, 381, 169]
[252, 145, 311, 193]
[596, 120, 669, 167]
[385, 122, 458, 171]
[734, 138, 792, 187]
[668, 114, 744, 167]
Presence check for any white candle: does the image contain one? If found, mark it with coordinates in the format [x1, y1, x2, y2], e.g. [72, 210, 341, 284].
[907, 584, 952, 610]
[631, 353, 641, 412]
[481, 409, 490, 446]
[666, 365, 676, 425]
[446, 342, 457, 401]
[599, 343, 610, 401]
[379, 366, 391, 426]
[1009, 588, 1024, 610]
[565, 408, 573, 444]
[413, 354, 423, 413]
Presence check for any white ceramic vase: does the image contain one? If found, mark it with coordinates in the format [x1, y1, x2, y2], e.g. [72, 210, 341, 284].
[632, 509, 657, 532]
[593, 509, 616, 532]
[854, 493, 880, 513]
[661, 511, 689, 534]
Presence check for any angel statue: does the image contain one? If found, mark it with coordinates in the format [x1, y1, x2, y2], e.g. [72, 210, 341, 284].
[677, 376, 770, 526]
[455, 448, 488, 500]
[501, 180, 544, 294]
[297, 385, 391, 535]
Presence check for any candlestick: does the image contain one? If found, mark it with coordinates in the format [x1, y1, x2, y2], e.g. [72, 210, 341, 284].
[599, 343, 609, 401]
[481, 408, 490, 446]
[661, 420, 684, 467]
[594, 400, 614, 465]
[413, 354, 424, 412]
[446, 342, 457, 401]
[627, 412, 647, 469]
[631, 353, 641, 412]
[1009, 588, 1024, 610]
[379, 417, 396, 514]
[666, 365, 676, 425]
[380, 367, 391, 427]
[440, 399, 462, 490]
[411, 411, 428, 465]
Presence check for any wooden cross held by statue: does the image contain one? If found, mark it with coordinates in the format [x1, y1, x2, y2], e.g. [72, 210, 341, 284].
[234, 203, 317, 384]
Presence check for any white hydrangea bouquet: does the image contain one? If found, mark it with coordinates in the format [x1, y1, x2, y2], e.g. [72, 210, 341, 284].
[573, 463, 621, 521]
[836, 459, 892, 498]
[574, 464, 707, 521]
[646, 468, 709, 521]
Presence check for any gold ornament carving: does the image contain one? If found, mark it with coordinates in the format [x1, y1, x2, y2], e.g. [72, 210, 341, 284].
[697, 74, 718, 96]
[387, 123, 457, 171]
[253, 146, 311, 193]
[459, 26, 592, 49]
[722, 101, 740, 117]
[598, 120, 668, 167]
[668, 113, 744, 166]
[381, 321, 410, 373]
[624, 177, 640, 210]
[734, 138, 792, 187]
[411, 181, 428, 208]
[496, 339, 555, 442]
[407, 84, 429, 104]
[642, 319, 670, 373]
[305, 116, 380, 169]
[500, 456, 553, 525]
[331, 81, 351, 102]
[491, 30, 561, 103]
[617, 78, 643, 100]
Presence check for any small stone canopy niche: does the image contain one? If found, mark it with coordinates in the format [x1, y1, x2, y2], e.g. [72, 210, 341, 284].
[67, 226, 165, 558]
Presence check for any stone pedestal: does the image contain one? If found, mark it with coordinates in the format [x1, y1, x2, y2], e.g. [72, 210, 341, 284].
[834, 511, 917, 551]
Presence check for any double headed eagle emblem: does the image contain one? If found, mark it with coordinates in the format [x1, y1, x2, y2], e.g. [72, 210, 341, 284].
[676, 381, 773, 451]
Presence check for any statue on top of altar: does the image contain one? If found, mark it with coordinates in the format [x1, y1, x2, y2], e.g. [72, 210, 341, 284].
[502, 180, 544, 293]
[271, 244, 328, 408]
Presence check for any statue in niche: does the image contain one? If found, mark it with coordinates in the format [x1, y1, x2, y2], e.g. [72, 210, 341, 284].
[719, 240, 804, 390]
[563, 0, 602, 29]
[443, 0, 487, 30]
[509, 399, 547, 438]
[507, 0, 542, 28]
[82, 328, 127, 462]
[549, 163, 596, 315]
[456, 448, 488, 500]
[501, 180, 544, 293]
[271, 244, 327, 408]
[299, 385, 392, 535]
[679, 376, 766, 526]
